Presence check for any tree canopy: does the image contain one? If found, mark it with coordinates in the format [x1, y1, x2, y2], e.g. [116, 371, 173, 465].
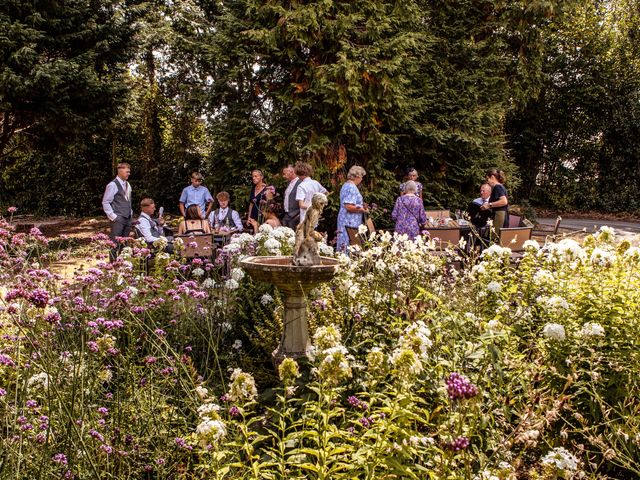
[0, 0, 638, 217]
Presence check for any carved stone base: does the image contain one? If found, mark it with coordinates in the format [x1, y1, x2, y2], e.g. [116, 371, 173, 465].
[272, 293, 311, 367]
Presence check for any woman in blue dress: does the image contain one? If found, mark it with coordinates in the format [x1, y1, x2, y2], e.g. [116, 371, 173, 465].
[336, 166, 368, 252]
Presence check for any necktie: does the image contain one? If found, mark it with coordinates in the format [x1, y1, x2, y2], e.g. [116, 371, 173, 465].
[124, 181, 129, 200]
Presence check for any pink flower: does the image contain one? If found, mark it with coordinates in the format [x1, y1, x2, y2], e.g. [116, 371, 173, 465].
[7, 207, 17, 214]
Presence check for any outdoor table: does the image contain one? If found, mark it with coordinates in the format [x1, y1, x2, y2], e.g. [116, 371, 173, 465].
[422, 220, 471, 250]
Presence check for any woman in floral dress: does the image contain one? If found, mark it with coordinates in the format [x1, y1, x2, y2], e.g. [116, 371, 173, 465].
[392, 181, 427, 240]
[336, 166, 367, 252]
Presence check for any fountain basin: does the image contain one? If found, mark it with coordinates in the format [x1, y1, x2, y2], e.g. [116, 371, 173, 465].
[240, 256, 339, 364]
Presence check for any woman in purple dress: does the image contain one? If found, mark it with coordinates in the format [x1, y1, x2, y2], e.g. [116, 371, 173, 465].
[392, 181, 427, 240]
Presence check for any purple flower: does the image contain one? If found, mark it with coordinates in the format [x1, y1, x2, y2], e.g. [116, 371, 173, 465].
[26, 399, 38, 409]
[100, 444, 113, 454]
[175, 437, 193, 450]
[97, 407, 109, 417]
[229, 406, 241, 417]
[87, 341, 99, 353]
[89, 430, 104, 442]
[0, 354, 15, 367]
[52, 453, 68, 465]
[447, 436, 470, 451]
[445, 372, 479, 401]
[28, 288, 49, 308]
[0, 388, 6, 396]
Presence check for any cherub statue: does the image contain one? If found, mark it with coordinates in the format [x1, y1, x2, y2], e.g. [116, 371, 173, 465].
[293, 193, 328, 266]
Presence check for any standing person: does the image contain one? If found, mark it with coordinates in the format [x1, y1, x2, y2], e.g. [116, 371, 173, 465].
[281, 165, 302, 229]
[294, 161, 327, 223]
[392, 181, 427, 240]
[481, 168, 509, 234]
[247, 169, 268, 224]
[209, 191, 243, 233]
[399, 168, 423, 199]
[179, 172, 214, 219]
[102, 162, 133, 261]
[466, 183, 492, 230]
[336, 166, 368, 252]
[137, 198, 173, 253]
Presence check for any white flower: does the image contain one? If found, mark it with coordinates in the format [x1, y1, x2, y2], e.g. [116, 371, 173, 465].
[358, 224, 368, 235]
[271, 228, 286, 239]
[263, 238, 281, 252]
[27, 372, 50, 389]
[197, 402, 221, 418]
[195, 386, 209, 399]
[192, 267, 205, 277]
[542, 323, 566, 341]
[486, 281, 502, 293]
[258, 223, 273, 234]
[127, 286, 138, 297]
[533, 269, 554, 285]
[590, 247, 615, 267]
[581, 322, 605, 337]
[202, 278, 216, 289]
[221, 322, 232, 332]
[232, 339, 242, 350]
[541, 447, 579, 473]
[230, 268, 245, 282]
[196, 418, 227, 445]
[523, 239, 540, 250]
[224, 279, 239, 290]
[227, 368, 258, 402]
[481, 244, 511, 258]
[318, 242, 334, 256]
[487, 320, 501, 332]
[260, 294, 273, 305]
[623, 246, 640, 261]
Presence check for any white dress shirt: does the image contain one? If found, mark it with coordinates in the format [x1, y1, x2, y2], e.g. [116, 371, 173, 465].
[137, 212, 162, 243]
[296, 178, 327, 222]
[102, 177, 132, 221]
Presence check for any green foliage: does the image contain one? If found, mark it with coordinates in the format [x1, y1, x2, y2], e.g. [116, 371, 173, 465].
[507, 0, 640, 213]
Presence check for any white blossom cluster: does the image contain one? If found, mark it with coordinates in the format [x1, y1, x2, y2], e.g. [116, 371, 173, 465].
[541, 447, 579, 473]
[590, 247, 616, 267]
[542, 323, 566, 341]
[543, 239, 587, 263]
[389, 320, 433, 378]
[312, 325, 354, 384]
[227, 368, 258, 402]
[580, 322, 605, 337]
[537, 295, 571, 312]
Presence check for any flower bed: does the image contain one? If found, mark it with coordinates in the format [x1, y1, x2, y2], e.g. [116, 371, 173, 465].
[0, 219, 638, 479]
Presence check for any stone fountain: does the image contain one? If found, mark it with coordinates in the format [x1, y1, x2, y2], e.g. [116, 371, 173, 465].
[240, 193, 338, 364]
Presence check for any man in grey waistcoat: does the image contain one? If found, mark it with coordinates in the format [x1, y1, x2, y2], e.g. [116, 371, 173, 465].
[102, 162, 133, 261]
[281, 165, 302, 229]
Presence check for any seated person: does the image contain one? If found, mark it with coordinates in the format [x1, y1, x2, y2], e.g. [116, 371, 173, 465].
[137, 198, 173, 253]
[178, 204, 212, 235]
[466, 183, 492, 230]
[208, 191, 243, 233]
[247, 186, 282, 233]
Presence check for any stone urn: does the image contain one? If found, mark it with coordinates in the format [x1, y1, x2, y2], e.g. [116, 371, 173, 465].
[239, 256, 339, 364]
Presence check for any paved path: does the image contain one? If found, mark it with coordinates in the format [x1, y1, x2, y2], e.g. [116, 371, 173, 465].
[537, 217, 640, 241]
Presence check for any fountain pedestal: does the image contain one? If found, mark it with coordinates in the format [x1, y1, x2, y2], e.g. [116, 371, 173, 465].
[239, 256, 338, 364]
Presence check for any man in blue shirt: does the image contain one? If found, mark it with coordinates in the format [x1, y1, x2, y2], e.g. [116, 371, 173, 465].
[179, 172, 214, 219]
